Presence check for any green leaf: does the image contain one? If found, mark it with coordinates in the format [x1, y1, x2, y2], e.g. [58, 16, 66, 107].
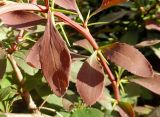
[0, 48, 6, 79]
[71, 61, 83, 83]
[13, 50, 38, 76]
[120, 30, 139, 45]
[0, 26, 9, 41]
[71, 108, 104, 117]
[35, 84, 63, 107]
[0, 86, 12, 101]
[98, 89, 113, 111]
[0, 74, 13, 88]
[0, 114, 6, 117]
[118, 101, 135, 117]
[129, 74, 160, 96]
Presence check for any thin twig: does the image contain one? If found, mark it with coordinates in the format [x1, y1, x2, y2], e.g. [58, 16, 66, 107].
[39, 95, 50, 109]
[7, 54, 40, 113]
[40, 107, 63, 117]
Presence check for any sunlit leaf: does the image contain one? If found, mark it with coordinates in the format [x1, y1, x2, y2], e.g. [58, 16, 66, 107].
[148, 106, 160, 117]
[54, 0, 83, 21]
[0, 11, 45, 29]
[73, 39, 94, 53]
[134, 106, 152, 115]
[70, 52, 88, 62]
[76, 51, 104, 105]
[98, 89, 113, 111]
[55, 0, 78, 11]
[26, 39, 42, 69]
[0, 3, 46, 15]
[0, 87, 12, 101]
[39, 12, 71, 96]
[101, 42, 153, 77]
[129, 74, 160, 95]
[145, 20, 160, 31]
[71, 108, 104, 117]
[135, 40, 160, 48]
[13, 50, 38, 76]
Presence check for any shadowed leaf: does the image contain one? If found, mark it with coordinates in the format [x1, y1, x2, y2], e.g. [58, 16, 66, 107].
[118, 101, 135, 117]
[39, 12, 71, 96]
[0, 11, 46, 29]
[0, 48, 6, 79]
[76, 52, 104, 105]
[129, 74, 160, 95]
[101, 42, 153, 77]
[26, 39, 42, 69]
[73, 39, 94, 53]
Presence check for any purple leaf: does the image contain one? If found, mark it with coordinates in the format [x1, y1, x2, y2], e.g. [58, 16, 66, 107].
[39, 12, 71, 96]
[54, 0, 83, 21]
[92, 0, 127, 16]
[76, 52, 104, 105]
[0, 3, 46, 15]
[135, 40, 160, 48]
[146, 20, 160, 31]
[129, 74, 160, 95]
[26, 39, 42, 69]
[0, 11, 45, 29]
[101, 42, 153, 77]
[73, 39, 94, 53]
[55, 0, 78, 11]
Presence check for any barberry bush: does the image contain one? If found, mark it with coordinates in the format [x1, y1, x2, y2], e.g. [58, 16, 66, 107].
[0, 0, 160, 117]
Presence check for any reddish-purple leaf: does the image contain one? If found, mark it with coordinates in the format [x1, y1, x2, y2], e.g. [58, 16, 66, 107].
[0, 11, 45, 29]
[54, 0, 83, 21]
[76, 52, 104, 105]
[92, 0, 127, 16]
[145, 20, 160, 31]
[70, 52, 88, 62]
[26, 39, 42, 69]
[39, 12, 71, 96]
[101, 0, 127, 9]
[0, 3, 46, 15]
[101, 42, 153, 77]
[129, 74, 160, 95]
[73, 39, 94, 53]
[55, 0, 78, 11]
[135, 40, 160, 48]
